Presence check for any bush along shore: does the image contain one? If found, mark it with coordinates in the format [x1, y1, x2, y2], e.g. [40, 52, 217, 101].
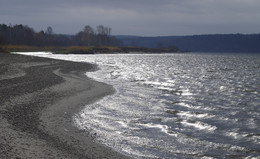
[66, 46, 181, 54]
[3, 45, 181, 54]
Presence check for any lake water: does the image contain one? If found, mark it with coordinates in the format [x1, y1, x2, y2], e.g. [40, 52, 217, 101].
[17, 52, 260, 158]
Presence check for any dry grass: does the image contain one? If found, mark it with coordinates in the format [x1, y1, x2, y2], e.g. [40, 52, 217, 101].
[66, 46, 124, 54]
[66, 46, 94, 54]
[4, 45, 125, 54]
[4, 45, 68, 53]
[2, 45, 179, 54]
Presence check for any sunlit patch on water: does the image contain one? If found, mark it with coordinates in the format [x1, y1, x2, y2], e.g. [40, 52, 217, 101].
[177, 111, 213, 119]
[180, 120, 217, 131]
[16, 52, 260, 158]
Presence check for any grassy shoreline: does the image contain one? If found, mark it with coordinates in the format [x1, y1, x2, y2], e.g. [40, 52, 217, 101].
[3, 45, 181, 54]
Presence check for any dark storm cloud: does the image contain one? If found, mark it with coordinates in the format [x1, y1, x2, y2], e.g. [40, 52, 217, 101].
[1, 0, 260, 35]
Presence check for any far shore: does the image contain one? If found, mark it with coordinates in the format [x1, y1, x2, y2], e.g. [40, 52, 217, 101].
[3, 45, 181, 54]
[0, 52, 131, 159]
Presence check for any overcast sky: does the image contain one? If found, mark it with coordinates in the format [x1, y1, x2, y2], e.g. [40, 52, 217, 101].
[1, 0, 260, 36]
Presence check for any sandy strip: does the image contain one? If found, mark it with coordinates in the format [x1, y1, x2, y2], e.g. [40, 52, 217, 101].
[0, 52, 131, 159]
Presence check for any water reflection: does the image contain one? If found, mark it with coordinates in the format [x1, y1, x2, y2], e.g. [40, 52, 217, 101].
[16, 52, 260, 158]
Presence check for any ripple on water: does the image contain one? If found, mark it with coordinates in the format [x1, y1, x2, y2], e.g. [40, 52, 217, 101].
[17, 53, 260, 158]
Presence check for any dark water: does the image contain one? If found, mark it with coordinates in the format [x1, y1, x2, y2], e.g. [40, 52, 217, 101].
[18, 53, 260, 158]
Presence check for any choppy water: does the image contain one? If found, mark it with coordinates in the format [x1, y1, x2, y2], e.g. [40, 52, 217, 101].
[17, 52, 260, 158]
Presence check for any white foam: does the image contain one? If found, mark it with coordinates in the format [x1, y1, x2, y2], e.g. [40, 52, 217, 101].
[116, 121, 128, 128]
[177, 111, 211, 119]
[138, 123, 178, 137]
[13, 52, 52, 55]
[181, 120, 217, 131]
[175, 102, 193, 108]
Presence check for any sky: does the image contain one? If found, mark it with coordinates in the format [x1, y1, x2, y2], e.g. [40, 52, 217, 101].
[0, 0, 260, 36]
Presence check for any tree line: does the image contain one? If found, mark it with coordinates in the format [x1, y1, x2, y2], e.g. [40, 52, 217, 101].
[0, 24, 121, 47]
[75, 25, 120, 46]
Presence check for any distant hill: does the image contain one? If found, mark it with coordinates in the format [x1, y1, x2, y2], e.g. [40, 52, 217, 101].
[116, 34, 260, 53]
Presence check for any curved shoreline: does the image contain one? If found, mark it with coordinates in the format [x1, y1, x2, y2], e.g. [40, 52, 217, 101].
[0, 52, 131, 158]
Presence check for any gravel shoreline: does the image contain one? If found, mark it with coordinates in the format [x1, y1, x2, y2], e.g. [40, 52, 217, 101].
[0, 52, 131, 159]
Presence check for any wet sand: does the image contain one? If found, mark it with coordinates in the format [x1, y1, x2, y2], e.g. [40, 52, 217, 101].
[0, 52, 131, 159]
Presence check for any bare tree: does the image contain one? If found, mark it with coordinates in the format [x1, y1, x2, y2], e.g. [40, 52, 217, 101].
[0, 34, 6, 52]
[97, 25, 105, 35]
[45, 26, 53, 35]
[105, 27, 111, 36]
[96, 25, 111, 45]
[97, 25, 111, 35]
[0, 36, 3, 51]
[82, 25, 94, 46]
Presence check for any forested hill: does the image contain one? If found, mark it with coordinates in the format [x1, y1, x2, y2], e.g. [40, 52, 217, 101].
[1, 24, 259, 53]
[0, 24, 120, 47]
[116, 34, 260, 53]
[0, 24, 179, 53]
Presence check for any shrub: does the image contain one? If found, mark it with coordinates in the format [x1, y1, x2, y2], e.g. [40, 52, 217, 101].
[66, 46, 94, 54]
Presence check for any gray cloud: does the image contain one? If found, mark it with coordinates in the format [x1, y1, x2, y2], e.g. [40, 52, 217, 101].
[0, 0, 259, 35]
